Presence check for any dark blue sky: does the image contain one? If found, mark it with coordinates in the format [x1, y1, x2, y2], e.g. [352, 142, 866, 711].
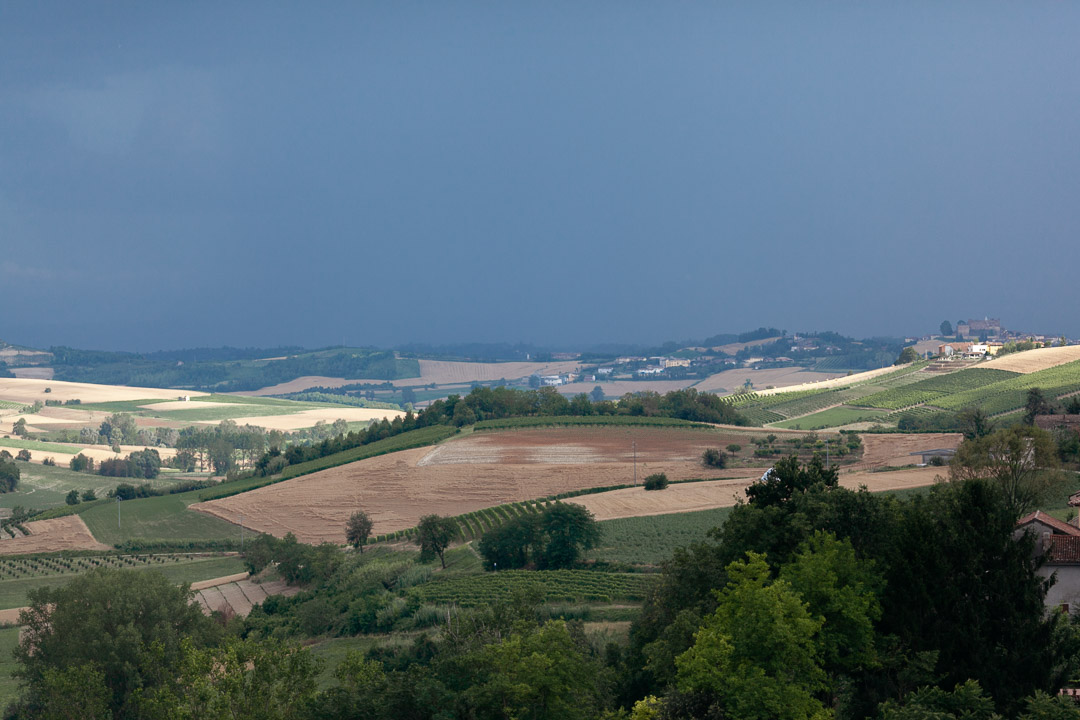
[3, 3, 1078, 351]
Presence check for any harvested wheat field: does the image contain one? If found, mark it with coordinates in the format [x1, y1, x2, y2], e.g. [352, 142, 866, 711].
[193, 427, 760, 544]
[979, 345, 1080, 373]
[202, 406, 404, 431]
[566, 466, 945, 521]
[0, 516, 110, 555]
[0, 377, 207, 405]
[855, 433, 962, 469]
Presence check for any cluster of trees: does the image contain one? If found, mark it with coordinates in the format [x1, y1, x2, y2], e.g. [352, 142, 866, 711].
[476, 504, 600, 570]
[0, 457, 19, 492]
[620, 444, 1075, 718]
[98, 448, 162, 479]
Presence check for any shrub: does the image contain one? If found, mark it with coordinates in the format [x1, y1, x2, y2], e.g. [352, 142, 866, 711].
[42, 457, 56, 467]
[701, 448, 726, 468]
[16, 449, 31, 462]
[643, 473, 669, 491]
[726, 444, 742, 454]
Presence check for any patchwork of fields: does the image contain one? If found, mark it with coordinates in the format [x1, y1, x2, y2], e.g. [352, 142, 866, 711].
[730, 347, 1080, 430]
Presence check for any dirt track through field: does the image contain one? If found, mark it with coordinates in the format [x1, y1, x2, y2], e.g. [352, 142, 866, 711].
[0, 516, 110, 555]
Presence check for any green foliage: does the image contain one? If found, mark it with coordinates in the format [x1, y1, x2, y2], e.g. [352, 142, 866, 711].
[136, 636, 319, 719]
[745, 454, 838, 507]
[701, 448, 726, 468]
[950, 425, 1065, 517]
[64, 489, 80, 505]
[411, 569, 656, 606]
[896, 346, 920, 365]
[14, 567, 217, 718]
[345, 510, 374, 551]
[644, 473, 670, 491]
[0, 458, 19, 493]
[675, 552, 828, 720]
[416, 514, 458, 568]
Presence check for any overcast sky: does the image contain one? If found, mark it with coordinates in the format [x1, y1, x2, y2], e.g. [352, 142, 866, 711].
[2, 3, 1078, 351]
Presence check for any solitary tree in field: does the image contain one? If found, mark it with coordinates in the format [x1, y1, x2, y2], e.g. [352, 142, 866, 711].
[345, 510, 374, 552]
[416, 514, 457, 568]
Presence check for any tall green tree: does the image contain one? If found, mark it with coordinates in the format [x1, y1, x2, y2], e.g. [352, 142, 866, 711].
[537, 502, 601, 569]
[675, 552, 828, 720]
[345, 510, 374, 552]
[416, 514, 457, 568]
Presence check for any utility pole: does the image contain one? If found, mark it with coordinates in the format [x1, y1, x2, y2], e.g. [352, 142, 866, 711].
[239, 514, 244, 550]
[117, 497, 120, 529]
[633, 440, 637, 486]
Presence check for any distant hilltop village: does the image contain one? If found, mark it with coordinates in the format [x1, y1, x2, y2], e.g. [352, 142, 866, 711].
[915, 317, 1071, 361]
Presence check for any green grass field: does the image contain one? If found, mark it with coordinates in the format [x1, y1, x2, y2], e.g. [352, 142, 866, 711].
[0, 626, 20, 708]
[80, 493, 243, 546]
[0, 464, 193, 513]
[0, 438, 81, 454]
[772, 406, 889, 430]
[0, 555, 246, 610]
[590, 508, 732, 565]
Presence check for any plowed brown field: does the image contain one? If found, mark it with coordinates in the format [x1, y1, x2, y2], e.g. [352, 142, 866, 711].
[192, 427, 760, 544]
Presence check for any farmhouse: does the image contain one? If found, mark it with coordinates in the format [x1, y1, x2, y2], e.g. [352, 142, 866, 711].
[1016, 511, 1080, 614]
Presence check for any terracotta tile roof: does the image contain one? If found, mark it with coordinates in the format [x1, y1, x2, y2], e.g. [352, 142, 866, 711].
[1016, 510, 1080, 537]
[1048, 536, 1080, 564]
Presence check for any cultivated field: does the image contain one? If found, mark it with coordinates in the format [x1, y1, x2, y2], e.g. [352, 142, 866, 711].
[566, 466, 944, 521]
[193, 577, 299, 617]
[248, 359, 585, 395]
[855, 432, 962, 468]
[747, 364, 911, 397]
[979, 345, 1080, 373]
[0, 516, 109, 555]
[193, 427, 767, 544]
[0, 377, 206, 405]
[694, 367, 847, 394]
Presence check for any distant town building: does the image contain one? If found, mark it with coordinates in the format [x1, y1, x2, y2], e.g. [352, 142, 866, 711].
[662, 358, 691, 368]
[957, 317, 1003, 339]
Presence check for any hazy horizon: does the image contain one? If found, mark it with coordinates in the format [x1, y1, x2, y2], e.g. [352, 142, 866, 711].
[3, 4, 1078, 351]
